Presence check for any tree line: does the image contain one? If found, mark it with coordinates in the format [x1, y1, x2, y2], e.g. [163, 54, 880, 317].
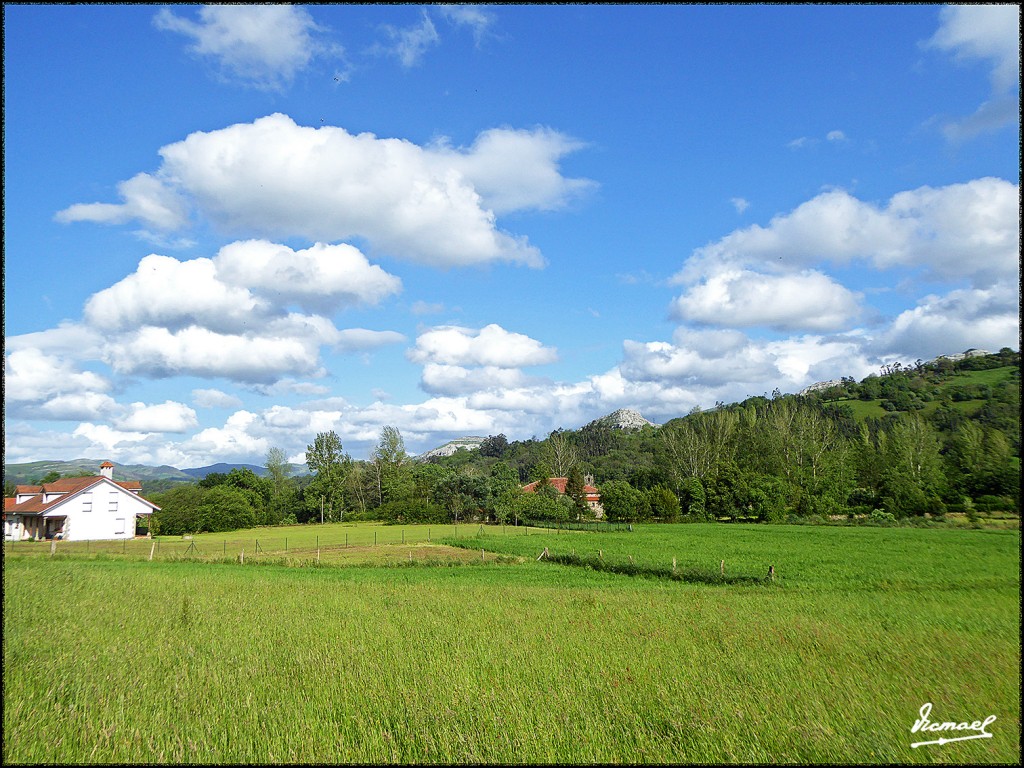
[146, 349, 1018, 534]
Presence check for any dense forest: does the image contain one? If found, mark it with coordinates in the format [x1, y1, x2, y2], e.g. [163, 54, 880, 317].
[49, 349, 1022, 535]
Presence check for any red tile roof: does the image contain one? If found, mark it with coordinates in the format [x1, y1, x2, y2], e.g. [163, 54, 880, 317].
[4, 476, 158, 515]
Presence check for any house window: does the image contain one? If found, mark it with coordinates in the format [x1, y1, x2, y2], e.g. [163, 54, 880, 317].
[82, 493, 92, 512]
[115, 518, 125, 535]
[108, 499, 118, 513]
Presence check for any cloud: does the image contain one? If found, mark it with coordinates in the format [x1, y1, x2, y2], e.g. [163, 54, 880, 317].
[673, 178, 1019, 289]
[56, 114, 593, 267]
[924, 4, 1021, 140]
[84, 254, 264, 334]
[938, 96, 1021, 143]
[4, 348, 110, 404]
[154, 4, 341, 91]
[55, 172, 189, 231]
[419, 363, 535, 396]
[411, 300, 446, 316]
[730, 197, 750, 214]
[72, 423, 153, 451]
[379, 12, 440, 67]
[788, 130, 847, 149]
[436, 4, 496, 45]
[875, 284, 1020, 361]
[192, 388, 244, 409]
[926, 4, 1020, 94]
[181, 411, 272, 460]
[11, 239, 408, 393]
[117, 401, 199, 433]
[671, 269, 862, 332]
[618, 329, 876, 397]
[408, 324, 558, 367]
[332, 329, 407, 353]
[432, 127, 596, 215]
[213, 240, 402, 313]
[31, 393, 123, 423]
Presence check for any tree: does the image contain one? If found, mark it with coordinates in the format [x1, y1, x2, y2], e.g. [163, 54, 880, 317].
[265, 447, 295, 524]
[4, 480, 16, 498]
[371, 425, 411, 506]
[197, 485, 259, 533]
[479, 434, 509, 458]
[599, 480, 647, 523]
[150, 485, 207, 536]
[544, 430, 580, 477]
[488, 462, 521, 524]
[647, 484, 680, 522]
[306, 431, 350, 522]
[880, 414, 945, 516]
[564, 465, 590, 520]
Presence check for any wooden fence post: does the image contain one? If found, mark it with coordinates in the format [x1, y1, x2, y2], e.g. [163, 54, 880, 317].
[240, 549, 244, 565]
[149, 543, 155, 561]
[50, 540, 56, 557]
[721, 559, 724, 576]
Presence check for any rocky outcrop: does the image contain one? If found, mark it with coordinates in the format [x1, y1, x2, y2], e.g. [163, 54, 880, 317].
[586, 408, 657, 431]
[416, 436, 487, 460]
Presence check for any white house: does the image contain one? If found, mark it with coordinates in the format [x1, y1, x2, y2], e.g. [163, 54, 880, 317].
[3, 461, 160, 541]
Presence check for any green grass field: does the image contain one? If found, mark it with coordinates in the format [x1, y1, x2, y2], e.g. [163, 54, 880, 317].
[3, 523, 1020, 764]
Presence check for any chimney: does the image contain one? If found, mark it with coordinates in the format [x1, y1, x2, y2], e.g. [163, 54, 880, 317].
[100, 461, 114, 480]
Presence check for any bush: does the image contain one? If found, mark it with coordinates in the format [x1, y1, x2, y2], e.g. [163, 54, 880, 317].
[378, 499, 450, 524]
[865, 509, 897, 526]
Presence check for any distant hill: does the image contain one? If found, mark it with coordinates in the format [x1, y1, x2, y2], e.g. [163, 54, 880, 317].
[180, 463, 270, 480]
[3, 459, 193, 486]
[4, 459, 310, 489]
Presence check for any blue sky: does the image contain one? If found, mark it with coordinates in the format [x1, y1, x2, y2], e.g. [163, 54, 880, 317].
[3, 4, 1020, 467]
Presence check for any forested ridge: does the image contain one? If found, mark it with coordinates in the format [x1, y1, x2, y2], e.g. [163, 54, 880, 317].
[20, 349, 1015, 534]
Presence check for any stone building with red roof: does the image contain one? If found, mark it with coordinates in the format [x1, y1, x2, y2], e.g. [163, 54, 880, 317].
[521, 476, 603, 517]
[3, 461, 159, 541]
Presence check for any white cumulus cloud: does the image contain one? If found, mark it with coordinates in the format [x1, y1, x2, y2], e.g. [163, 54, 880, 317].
[671, 269, 862, 332]
[674, 178, 1019, 289]
[408, 324, 558, 368]
[213, 240, 402, 313]
[56, 114, 593, 267]
[117, 401, 199, 433]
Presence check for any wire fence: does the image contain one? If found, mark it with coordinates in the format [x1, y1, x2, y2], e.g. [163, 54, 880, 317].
[2, 522, 553, 563]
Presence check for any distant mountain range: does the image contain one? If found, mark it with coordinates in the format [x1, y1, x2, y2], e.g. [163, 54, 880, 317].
[3, 459, 308, 486]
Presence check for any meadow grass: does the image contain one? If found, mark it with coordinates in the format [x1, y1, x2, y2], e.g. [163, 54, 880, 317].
[2, 521, 543, 564]
[3, 524, 1019, 764]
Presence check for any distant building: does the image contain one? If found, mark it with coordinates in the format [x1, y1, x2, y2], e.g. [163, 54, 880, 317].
[3, 462, 159, 541]
[522, 476, 604, 517]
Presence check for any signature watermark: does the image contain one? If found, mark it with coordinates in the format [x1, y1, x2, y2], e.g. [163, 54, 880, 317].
[910, 702, 997, 748]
